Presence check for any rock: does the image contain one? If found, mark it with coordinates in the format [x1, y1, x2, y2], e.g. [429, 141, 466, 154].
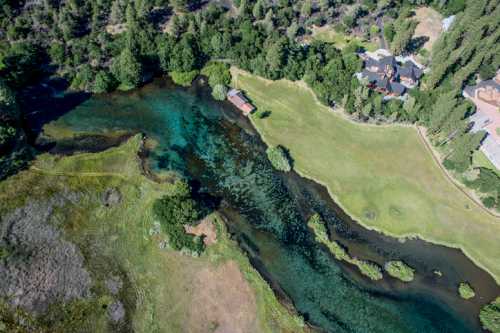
[102, 188, 122, 207]
[105, 276, 123, 295]
[107, 301, 125, 323]
[0, 200, 92, 314]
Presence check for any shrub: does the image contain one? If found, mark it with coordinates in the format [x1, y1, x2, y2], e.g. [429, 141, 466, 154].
[353, 259, 383, 280]
[480, 297, 500, 332]
[482, 196, 496, 209]
[152, 180, 204, 252]
[169, 70, 199, 87]
[384, 260, 415, 282]
[458, 282, 475, 300]
[266, 145, 292, 172]
[200, 62, 231, 88]
[211, 84, 228, 101]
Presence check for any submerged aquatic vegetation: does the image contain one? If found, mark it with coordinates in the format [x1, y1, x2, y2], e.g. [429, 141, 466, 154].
[307, 214, 382, 280]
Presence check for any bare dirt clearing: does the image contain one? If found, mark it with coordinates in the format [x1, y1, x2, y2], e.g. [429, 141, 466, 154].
[185, 218, 217, 246]
[413, 7, 443, 51]
[187, 260, 258, 333]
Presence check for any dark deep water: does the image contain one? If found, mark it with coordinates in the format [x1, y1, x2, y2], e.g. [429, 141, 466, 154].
[38, 78, 499, 332]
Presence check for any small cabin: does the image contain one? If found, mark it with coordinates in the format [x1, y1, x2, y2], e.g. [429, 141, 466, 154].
[227, 89, 255, 116]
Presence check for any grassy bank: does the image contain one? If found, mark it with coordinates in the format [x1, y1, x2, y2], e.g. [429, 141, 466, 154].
[232, 69, 500, 284]
[0, 135, 306, 332]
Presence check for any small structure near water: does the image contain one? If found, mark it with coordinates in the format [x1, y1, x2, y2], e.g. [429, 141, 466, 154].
[227, 89, 255, 116]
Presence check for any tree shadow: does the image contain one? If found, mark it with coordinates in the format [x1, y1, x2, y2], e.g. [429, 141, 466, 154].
[407, 36, 429, 54]
[258, 110, 272, 119]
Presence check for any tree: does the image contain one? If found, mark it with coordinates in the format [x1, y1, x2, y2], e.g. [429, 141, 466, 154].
[252, 0, 265, 19]
[92, 71, 114, 93]
[286, 22, 299, 40]
[383, 23, 395, 43]
[301, 0, 312, 17]
[480, 297, 500, 333]
[112, 48, 142, 88]
[211, 84, 227, 101]
[266, 40, 285, 73]
[391, 19, 417, 54]
[266, 145, 292, 172]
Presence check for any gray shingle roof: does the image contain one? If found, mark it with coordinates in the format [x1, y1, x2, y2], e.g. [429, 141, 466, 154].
[390, 82, 406, 96]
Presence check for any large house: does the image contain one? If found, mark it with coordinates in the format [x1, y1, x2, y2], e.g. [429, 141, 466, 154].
[357, 50, 423, 97]
[464, 70, 500, 169]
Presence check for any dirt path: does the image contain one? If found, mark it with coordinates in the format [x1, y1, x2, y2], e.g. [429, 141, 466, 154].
[416, 126, 500, 218]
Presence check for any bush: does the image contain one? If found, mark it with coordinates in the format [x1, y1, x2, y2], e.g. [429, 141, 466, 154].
[266, 145, 292, 172]
[353, 259, 383, 280]
[201, 62, 231, 88]
[169, 70, 199, 87]
[458, 282, 475, 300]
[211, 84, 228, 101]
[480, 297, 500, 332]
[384, 260, 415, 282]
[482, 196, 496, 209]
[152, 180, 204, 252]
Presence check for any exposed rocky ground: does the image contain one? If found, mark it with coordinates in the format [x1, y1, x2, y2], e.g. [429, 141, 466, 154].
[0, 195, 92, 315]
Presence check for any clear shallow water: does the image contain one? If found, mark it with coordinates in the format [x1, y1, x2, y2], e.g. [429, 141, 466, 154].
[44, 78, 493, 332]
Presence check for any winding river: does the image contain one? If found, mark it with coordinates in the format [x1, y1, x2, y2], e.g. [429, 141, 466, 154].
[32, 78, 498, 332]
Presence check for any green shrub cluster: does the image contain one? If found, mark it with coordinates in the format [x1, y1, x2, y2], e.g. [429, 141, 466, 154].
[169, 70, 199, 87]
[152, 180, 204, 253]
[458, 282, 475, 300]
[307, 214, 382, 280]
[266, 145, 292, 172]
[201, 62, 231, 101]
[480, 297, 500, 333]
[384, 260, 415, 282]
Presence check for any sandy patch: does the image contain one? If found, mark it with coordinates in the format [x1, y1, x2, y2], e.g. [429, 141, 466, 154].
[413, 7, 443, 51]
[185, 218, 217, 246]
[105, 23, 127, 35]
[186, 261, 258, 333]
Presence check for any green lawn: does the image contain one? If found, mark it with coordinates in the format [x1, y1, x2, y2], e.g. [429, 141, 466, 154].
[233, 70, 500, 284]
[473, 150, 500, 176]
[311, 26, 378, 51]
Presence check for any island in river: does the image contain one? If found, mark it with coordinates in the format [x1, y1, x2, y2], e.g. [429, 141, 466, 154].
[0, 77, 495, 332]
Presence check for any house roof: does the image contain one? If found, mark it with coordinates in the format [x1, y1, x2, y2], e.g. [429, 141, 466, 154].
[397, 61, 423, 80]
[361, 69, 382, 83]
[390, 82, 406, 96]
[481, 135, 500, 169]
[464, 78, 500, 99]
[379, 56, 397, 68]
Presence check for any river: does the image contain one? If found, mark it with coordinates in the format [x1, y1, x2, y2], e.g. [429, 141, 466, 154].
[31, 77, 498, 332]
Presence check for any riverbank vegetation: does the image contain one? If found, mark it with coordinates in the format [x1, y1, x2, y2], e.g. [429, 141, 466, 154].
[0, 134, 307, 332]
[235, 70, 500, 284]
[307, 214, 382, 281]
[458, 282, 476, 300]
[266, 145, 292, 172]
[384, 261, 415, 282]
[480, 297, 500, 333]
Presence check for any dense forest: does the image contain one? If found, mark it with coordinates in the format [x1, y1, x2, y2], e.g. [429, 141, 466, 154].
[0, 0, 498, 203]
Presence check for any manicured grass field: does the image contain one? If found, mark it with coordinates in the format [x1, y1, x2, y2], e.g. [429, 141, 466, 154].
[232, 70, 500, 283]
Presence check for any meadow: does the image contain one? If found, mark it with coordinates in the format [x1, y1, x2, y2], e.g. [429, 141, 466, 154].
[232, 69, 500, 284]
[0, 135, 306, 332]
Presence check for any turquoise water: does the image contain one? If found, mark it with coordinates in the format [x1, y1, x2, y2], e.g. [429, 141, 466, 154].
[46, 79, 481, 332]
